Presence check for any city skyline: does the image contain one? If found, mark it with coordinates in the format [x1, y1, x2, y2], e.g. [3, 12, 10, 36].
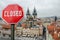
[0, 0, 60, 18]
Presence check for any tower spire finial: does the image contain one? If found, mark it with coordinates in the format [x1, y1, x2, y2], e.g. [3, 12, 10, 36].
[26, 8, 30, 15]
[33, 7, 37, 16]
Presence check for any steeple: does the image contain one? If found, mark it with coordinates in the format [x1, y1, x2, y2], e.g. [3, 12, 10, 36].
[33, 8, 37, 16]
[26, 8, 30, 16]
[33, 8, 37, 19]
[26, 8, 31, 20]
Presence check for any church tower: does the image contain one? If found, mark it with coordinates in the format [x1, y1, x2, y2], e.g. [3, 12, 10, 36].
[26, 8, 31, 20]
[33, 8, 37, 19]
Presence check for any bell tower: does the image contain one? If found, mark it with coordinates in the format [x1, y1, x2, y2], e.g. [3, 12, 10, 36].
[33, 8, 37, 19]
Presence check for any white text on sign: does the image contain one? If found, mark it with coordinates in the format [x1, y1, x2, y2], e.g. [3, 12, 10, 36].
[4, 11, 22, 17]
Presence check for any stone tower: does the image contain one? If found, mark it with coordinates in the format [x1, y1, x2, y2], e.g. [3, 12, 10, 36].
[26, 8, 31, 20]
[33, 8, 37, 19]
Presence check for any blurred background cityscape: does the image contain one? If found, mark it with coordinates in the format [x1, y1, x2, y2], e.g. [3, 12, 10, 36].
[0, 8, 60, 40]
[0, 0, 60, 40]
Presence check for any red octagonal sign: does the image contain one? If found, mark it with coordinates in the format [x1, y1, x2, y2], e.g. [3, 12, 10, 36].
[2, 4, 24, 24]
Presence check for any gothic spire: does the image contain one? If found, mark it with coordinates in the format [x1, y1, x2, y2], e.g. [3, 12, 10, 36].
[26, 8, 30, 15]
[33, 8, 37, 16]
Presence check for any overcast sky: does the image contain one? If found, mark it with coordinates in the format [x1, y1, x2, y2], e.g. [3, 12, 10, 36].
[0, 0, 60, 18]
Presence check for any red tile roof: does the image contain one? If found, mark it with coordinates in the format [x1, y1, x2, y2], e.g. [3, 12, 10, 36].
[2, 24, 11, 29]
[47, 23, 60, 40]
[0, 23, 16, 29]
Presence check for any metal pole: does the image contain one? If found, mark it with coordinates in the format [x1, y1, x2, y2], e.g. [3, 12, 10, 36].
[11, 24, 15, 40]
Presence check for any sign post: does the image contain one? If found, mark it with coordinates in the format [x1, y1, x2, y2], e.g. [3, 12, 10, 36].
[2, 4, 24, 40]
[11, 24, 15, 40]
